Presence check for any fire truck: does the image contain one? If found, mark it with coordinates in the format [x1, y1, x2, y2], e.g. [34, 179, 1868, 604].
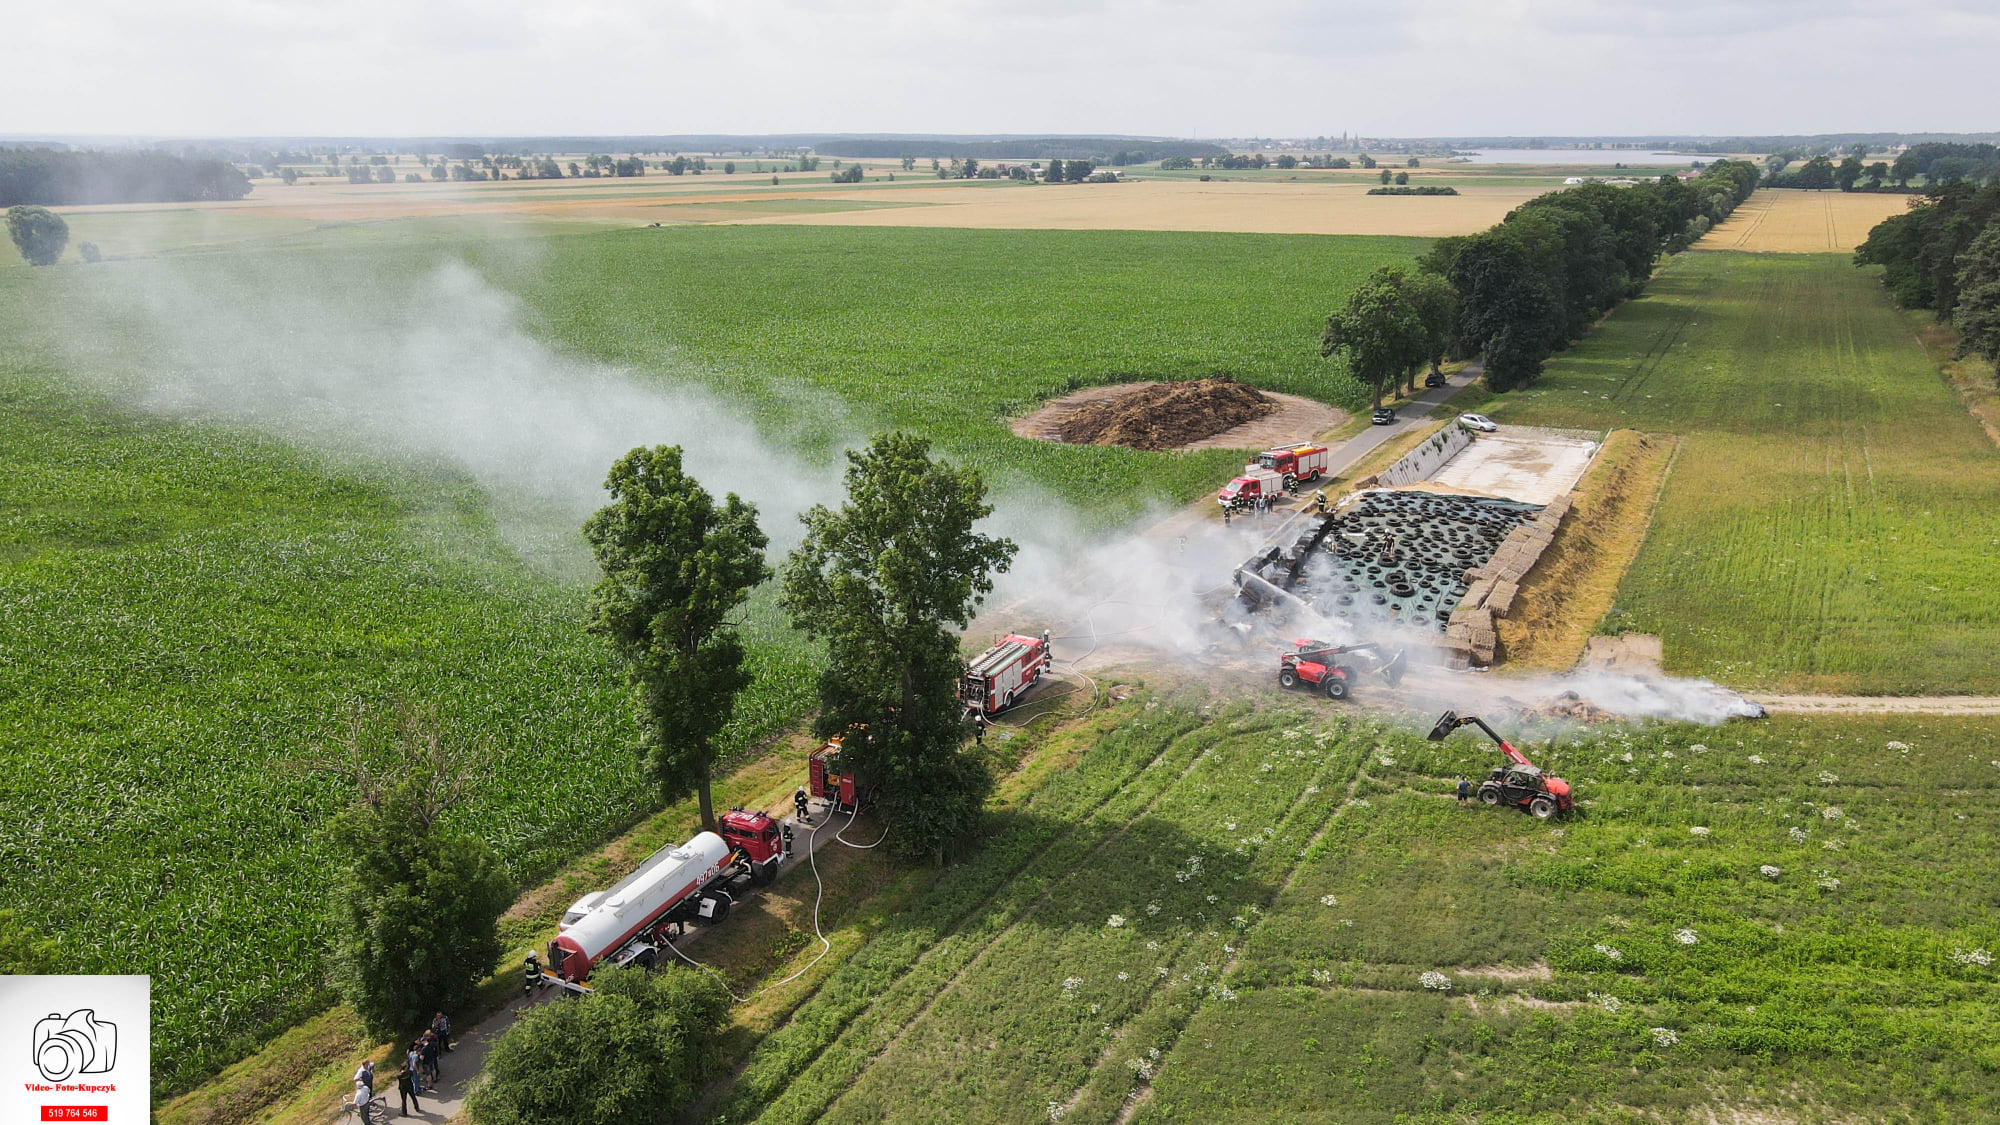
[1252, 444, 1331, 487]
[809, 732, 873, 816]
[1218, 467, 1287, 510]
[959, 632, 1050, 717]
[542, 808, 786, 987]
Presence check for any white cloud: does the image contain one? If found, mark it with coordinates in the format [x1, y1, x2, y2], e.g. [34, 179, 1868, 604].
[4, 0, 1996, 137]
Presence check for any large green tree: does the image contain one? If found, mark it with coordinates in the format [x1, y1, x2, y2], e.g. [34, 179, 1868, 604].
[6, 205, 67, 266]
[468, 966, 730, 1125]
[1405, 269, 1460, 392]
[1321, 267, 1428, 407]
[1953, 223, 2000, 365]
[325, 711, 513, 1039]
[584, 446, 770, 833]
[780, 432, 1015, 863]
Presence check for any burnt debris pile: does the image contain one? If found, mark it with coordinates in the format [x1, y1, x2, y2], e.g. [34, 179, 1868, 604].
[1236, 490, 1542, 632]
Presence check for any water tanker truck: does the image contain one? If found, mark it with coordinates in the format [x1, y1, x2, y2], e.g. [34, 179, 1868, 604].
[541, 809, 785, 989]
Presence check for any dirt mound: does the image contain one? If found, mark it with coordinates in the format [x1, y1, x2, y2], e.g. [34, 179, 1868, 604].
[1057, 377, 1280, 451]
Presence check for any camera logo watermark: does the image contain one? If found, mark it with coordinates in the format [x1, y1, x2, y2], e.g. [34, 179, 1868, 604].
[33, 1010, 118, 1083]
[0, 977, 148, 1120]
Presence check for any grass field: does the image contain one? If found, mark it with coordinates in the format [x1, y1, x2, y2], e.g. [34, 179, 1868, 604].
[711, 692, 2000, 1123]
[1700, 188, 1910, 253]
[1489, 250, 2000, 694]
[0, 221, 1425, 1095]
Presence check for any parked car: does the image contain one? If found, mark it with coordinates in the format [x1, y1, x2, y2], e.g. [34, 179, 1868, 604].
[1425, 371, 1446, 388]
[1458, 412, 1498, 433]
[1371, 407, 1396, 426]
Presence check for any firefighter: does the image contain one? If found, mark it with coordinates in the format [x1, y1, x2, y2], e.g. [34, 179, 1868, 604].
[973, 711, 987, 745]
[1222, 502, 1232, 526]
[781, 821, 795, 860]
[793, 786, 812, 825]
[1314, 488, 1328, 514]
[524, 951, 542, 995]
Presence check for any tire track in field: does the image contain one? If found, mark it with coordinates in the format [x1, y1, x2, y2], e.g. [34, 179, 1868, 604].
[1062, 757, 1380, 1125]
[810, 722, 1238, 1124]
[722, 713, 1204, 1125]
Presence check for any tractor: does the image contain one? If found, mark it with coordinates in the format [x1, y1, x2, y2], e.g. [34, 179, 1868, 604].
[1278, 639, 1407, 700]
[1427, 710, 1575, 819]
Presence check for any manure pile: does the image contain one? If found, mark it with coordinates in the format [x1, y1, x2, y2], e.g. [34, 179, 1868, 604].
[1058, 377, 1278, 450]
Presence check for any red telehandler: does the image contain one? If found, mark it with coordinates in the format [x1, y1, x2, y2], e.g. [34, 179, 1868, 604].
[1427, 710, 1575, 819]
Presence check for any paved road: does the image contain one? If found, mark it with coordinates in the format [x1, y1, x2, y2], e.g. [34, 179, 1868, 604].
[1322, 360, 1483, 480]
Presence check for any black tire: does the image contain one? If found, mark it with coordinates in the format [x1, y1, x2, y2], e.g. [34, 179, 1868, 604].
[1279, 669, 1299, 689]
[1323, 675, 1349, 700]
[1530, 795, 1557, 820]
[1478, 785, 1502, 806]
[701, 893, 732, 925]
[752, 859, 778, 886]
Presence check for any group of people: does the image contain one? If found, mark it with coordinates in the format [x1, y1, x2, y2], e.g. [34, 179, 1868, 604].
[1220, 493, 1279, 525]
[350, 1011, 452, 1121]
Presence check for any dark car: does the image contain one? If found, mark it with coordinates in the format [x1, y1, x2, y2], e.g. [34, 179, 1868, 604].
[1425, 371, 1446, 388]
[1371, 407, 1396, 425]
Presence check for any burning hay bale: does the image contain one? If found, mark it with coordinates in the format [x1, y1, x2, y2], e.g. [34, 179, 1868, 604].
[1522, 690, 1618, 723]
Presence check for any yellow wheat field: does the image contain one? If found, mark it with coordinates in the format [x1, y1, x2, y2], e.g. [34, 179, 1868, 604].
[1699, 188, 1910, 253]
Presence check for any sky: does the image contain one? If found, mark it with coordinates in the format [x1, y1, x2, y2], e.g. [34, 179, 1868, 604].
[9, 0, 1999, 139]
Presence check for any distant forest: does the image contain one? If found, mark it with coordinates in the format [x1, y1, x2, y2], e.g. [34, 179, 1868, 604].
[813, 137, 1228, 162]
[0, 149, 253, 206]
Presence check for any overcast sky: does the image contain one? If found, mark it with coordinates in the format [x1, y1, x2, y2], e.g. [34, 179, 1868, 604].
[10, 0, 1998, 139]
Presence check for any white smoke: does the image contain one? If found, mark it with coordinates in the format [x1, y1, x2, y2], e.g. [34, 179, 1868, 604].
[50, 258, 854, 571]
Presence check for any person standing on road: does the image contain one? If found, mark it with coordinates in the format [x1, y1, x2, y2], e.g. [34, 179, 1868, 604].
[352, 1060, 376, 1123]
[432, 1011, 452, 1052]
[420, 1031, 440, 1082]
[793, 786, 812, 825]
[405, 1043, 422, 1095]
[397, 1064, 421, 1117]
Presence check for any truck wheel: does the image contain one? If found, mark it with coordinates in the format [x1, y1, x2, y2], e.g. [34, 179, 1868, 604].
[1279, 669, 1299, 689]
[701, 893, 732, 925]
[753, 858, 778, 886]
[1323, 675, 1349, 700]
[1530, 796, 1557, 820]
[1478, 785, 1502, 806]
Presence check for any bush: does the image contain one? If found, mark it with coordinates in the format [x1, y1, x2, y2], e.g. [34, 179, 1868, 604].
[78, 242, 101, 263]
[6, 205, 68, 266]
[469, 967, 731, 1125]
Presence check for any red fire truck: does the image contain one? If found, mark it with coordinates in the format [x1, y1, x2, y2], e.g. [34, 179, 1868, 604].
[1252, 444, 1331, 487]
[809, 733, 871, 815]
[959, 632, 1050, 717]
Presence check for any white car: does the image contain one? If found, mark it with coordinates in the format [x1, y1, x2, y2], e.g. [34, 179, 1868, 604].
[1458, 413, 1498, 433]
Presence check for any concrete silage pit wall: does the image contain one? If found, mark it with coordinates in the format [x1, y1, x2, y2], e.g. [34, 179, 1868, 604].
[1238, 489, 1543, 632]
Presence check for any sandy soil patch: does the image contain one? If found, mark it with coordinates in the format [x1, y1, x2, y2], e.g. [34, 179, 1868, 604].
[1012, 382, 1348, 450]
[1427, 428, 1600, 505]
[1699, 189, 1908, 253]
[723, 179, 1547, 236]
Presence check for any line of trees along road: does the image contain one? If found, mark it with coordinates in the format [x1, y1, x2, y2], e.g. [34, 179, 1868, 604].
[1856, 182, 2000, 365]
[1323, 160, 1760, 394]
[0, 148, 253, 206]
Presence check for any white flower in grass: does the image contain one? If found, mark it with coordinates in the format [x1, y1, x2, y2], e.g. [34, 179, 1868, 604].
[1061, 976, 1084, 999]
[1206, 894, 1219, 904]
[1814, 870, 1842, 890]
[1760, 865, 1783, 879]
[1550, 828, 1566, 838]
[1689, 826, 1710, 837]
[1690, 744, 1708, 753]
[1822, 839, 1843, 852]
[1157, 966, 1169, 977]
[1419, 971, 1452, 991]
[1821, 806, 1843, 820]
[1651, 1027, 1680, 1048]
[1661, 750, 1675, 760]
[1320, 894, 1340, 907]
[1789, 826, 1810, 842]
[1950, 947, 1994, 967]
[1048, 1101, 1067, 1122]
[1311, 968, 1333, 984]
[1225, 822, 1237, 831]
[1590, 991, 1622, 1013]
[1107, 914, 1127, 928]
[1887, 741, 1910, 751]
[1304, 785, 1320, 795]
[1748, 755, 1766, 765]
[1621, 752, 1635, 763]
[1593, 943, 1623, 961]
[1817, 771, 1839, 785]
[1117, 971, 1130, 981]
[1674, 929, 1699, 945]
[1340, 919, 1355, 927]
[1145, 901, 1162, 916]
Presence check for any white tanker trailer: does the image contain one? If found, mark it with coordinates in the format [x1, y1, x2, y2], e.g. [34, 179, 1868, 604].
[544, 829, 746, 987]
